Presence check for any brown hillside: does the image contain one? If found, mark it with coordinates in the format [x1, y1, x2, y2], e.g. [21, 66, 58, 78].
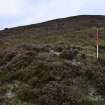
[1, 15, 105, 37]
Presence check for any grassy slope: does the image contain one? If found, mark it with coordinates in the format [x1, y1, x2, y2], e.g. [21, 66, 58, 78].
[1, 26, 105, 58]
[0, 15, 105, 105]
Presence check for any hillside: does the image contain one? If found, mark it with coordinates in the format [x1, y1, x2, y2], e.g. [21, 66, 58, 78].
[0, 15, 105, 105]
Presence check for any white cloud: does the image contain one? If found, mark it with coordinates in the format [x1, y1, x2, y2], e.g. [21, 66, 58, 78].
[0, 0, 19, 18]
[25, 0, 83, 20]
[0, 0, 83, 29]
[3, 0, 105, 29]
[79, 0, 105, 15]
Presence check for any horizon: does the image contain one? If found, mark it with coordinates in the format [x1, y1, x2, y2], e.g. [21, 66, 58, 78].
[1, 14, 105, 31]
[0, 0, 105, 29]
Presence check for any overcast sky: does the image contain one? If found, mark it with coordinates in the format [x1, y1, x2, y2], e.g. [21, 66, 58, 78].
[0, 0, 105, 29]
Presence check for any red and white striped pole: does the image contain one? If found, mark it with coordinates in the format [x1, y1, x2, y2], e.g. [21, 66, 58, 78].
[96, 28, 99, 59]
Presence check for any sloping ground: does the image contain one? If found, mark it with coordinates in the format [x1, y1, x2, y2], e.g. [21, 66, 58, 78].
[1, 15, 105, 38]
[0, 44, 105, 105]
[0, 15, 105, 105]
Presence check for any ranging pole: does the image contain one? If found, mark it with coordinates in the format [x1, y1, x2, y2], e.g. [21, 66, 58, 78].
[96, 28, 99, 59]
